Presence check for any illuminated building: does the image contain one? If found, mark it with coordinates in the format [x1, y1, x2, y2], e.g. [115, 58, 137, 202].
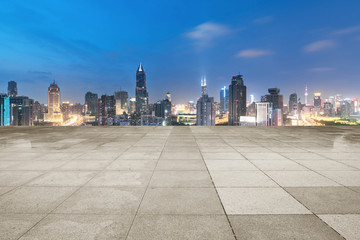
[196, 76, 215, 126]
[99, 95, 115, 125]
[115, 91, 128, 115]
[8, 81, 17, 97]
[240, 116, 256, 126]
[10, 96, 34, 126]
[135, 63, 148, 114]
[250, 94, 255, 104]
[324, 102, 334, 116]
[256, 102, 272, 126]
[352, 97, 358, 113]
[289, 93, 298, 115]
[85, 92, 98, 118]
[61, 102, 70, 121]
[154, 93, 171, 118]
[220, 86, 229, 113]
[45, 81, 63, 122]
[304, 85, 308, 106]
[0, 94, 10, 126]
[129, 98, 136, 114]
[229, 74, 247, 125]
[314, 93, 322, 107]
[261, 88, 283, 126]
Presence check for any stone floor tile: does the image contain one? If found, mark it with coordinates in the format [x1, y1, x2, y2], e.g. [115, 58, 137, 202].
[0, 171, 44, 187]
[296, 160, 357, 171]
[318, 170, 360, 186]
[139, 188, 224, 214]
[0, 187, 77, 213]
[0, 214, 45, 240]
[54, 187, 144, 214]
[27, 171, 96, 187]
[319, 214, 360, 240]
[201, 152, 245, 160]
[229, 214, 343, 240]
[19, 214, 133, 240]
[286, 187, 360, 214]
[243, 153, 287, 160]
[217, 188, 310, 214]
[106, 160, 156, 171]
[210, 171, 277, 187]
[87, 171, 152, 187]
[281, 152, 326, 160]
[155, 160, 206, 171]
[59, 160, 111, 170]
[118, 152, 161, 160]
[251, 160, 307, 171]
[150, 171, 213, 187]
[160, 151, 202, 160]
[266, 171, 340, 187]
[205, 160, 258, 171]
[127, 215, 235, 240]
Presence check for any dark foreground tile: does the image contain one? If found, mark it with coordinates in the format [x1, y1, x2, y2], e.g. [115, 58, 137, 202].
[229, 214, 343, 240]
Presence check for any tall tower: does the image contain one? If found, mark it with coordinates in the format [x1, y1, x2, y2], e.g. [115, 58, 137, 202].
[201, 76, 207, 96]
[228, 74, 247, 125]
[7, 81, 17, 97]
[45, 81, 62, 122]
[220, 86, 229, 113]
[305, 85, 308, 106]
[135, 63, 148, 114]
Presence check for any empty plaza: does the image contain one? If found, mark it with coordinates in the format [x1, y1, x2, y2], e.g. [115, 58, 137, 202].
[0, 126, 360, 239]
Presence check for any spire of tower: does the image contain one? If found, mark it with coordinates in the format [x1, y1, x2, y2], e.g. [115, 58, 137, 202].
[137, 62, 144, 72]
[201, 75, 207, 96]
[305, 84, 308, 106]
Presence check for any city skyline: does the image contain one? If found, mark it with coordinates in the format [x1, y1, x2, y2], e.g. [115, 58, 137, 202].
[1, 0, 360, 104]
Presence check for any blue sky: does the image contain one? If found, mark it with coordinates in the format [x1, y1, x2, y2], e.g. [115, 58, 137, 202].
[0, 0, 360, 104]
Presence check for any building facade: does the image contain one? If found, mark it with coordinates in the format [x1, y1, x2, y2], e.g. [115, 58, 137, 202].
[229, 74, 247, 125]
[45, 81, 62, 122]
[220, 86, 229, 113]
[85, 91, 98, 118]
[115, 91, 128, 115]
[8, 81, 17, 97]
[196, 76, 215, 126]
[0, 95, 10, 126]
[135, 63, 148, 114]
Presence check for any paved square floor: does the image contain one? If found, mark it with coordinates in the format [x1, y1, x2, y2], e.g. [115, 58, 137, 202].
[1, 126, 360, 239]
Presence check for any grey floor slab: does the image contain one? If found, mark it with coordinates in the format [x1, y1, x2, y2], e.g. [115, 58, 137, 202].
[54, 187, 145, 214]
[0, 214, 45, 240]
[19, 214, 133, 240]
[138, 188, 224, 214]
[319, 214, 360, 240]
[229, 215, 343, 240]
[217, 188, 310, 214]
[1, 126, 360, 240]
[127, 215, 235, 240]
[286, 187, 360, 214]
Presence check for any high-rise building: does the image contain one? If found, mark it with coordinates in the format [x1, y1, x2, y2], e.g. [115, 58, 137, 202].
[154, 93, 172, 119]
[7, 81, 17, 97]
[115, 91, 128, 115]
[196, 76, 215, 126]
[45, 81, 63, 122]
[229, 74, 246, 125]
[314, 93, 322, 107]
[352, 97, 358, 113]
[129, 98, 136, 114]
[85, 92, 98, 118]
[261, 88, 283, 126]
[10, 96, 34, 126]
[135, 63, 148, 114]
[256, 102, 272, 126]
[99, 95, 115, 125]
[61, 102, 70, 121]
[304, 85, 309, 106]
[219, 86, 229, 113]
[0, 94, 10, 126]
[289, 93, 297, 115]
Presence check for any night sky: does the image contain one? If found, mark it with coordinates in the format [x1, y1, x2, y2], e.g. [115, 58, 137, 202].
[1, 0, 360, 104]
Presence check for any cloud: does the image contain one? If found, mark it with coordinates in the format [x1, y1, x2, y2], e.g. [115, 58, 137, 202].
[331, 25, 360, 35]
[236, 49, 273, 58]
[304, 40, 336, 52]
[253, 16, 274, 24]
[185, 22, 230, 48]
[308, 67, 334, 72]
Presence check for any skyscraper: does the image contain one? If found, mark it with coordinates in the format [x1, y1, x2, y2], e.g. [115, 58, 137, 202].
[256, 102, 272, 126]
[289, 93, 297, 115]
[7, 81, 17, 97]
[45, 81, 62, 122]
[261, 88, 284, 126]
[10, 96, 34, 126]
[196, 76, 215, 126]
[220, 86, 229, 113]
[85, 91, 98, 118]
[304, 85, 309, 106]
[99, 95, 115, 125]
[0, 94, 10, 126]
[115, 91, 128, 115]
[229, 74, 247, 125]
[135, 63, 148, 114]
[314, 93, 322, 107]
